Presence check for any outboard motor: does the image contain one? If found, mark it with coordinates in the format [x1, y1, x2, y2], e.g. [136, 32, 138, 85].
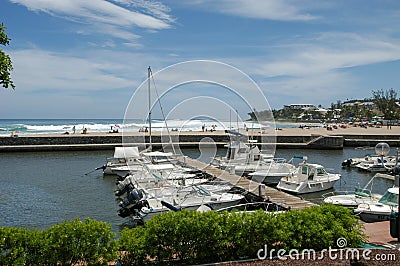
[116, 172, 130, 182]
[118, 199, 150, 218]
[116, 175, 130, 187]
[118, 207, 133, 218]
[390, 165, 400, 175]
[341, 158, 352, 167]
[115, 183, 135, 197]
[115, 176, 135, 196]
[119, 188, 144, 208]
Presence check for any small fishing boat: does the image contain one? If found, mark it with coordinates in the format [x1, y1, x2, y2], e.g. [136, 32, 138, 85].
[211, 130, 267, 174]
[355, 156, 397, 172]
[118, 185, 244, 222]
[102, 146, 141, 175]
[247, 156, 299, 185]
[341, 155, 378, 168]
[323, 188, 382, 208]
[276, 157, 341, 194]
[354, 186, 399, 223]
[322, 175, 382, 208]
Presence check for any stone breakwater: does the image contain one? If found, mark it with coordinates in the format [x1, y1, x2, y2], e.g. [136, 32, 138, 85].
[2, 126, 400, 152]
[0, 131, 344, 152]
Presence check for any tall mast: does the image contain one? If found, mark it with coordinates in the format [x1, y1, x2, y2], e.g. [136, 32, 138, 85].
[148, 66, 152, 150]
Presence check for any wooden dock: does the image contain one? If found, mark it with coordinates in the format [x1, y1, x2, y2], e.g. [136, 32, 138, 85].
[177, 156, 316, 210]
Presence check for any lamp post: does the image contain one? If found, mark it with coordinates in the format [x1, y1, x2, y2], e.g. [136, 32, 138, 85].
[375, 143, 400, 242]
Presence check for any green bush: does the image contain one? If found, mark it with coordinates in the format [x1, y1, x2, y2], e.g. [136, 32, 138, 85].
[0, 204, 365, 265]
[0, 227, 45, 265]
[119, 226, 147, 265]
[0, 218, 119, 266]
[119, 204, 365, 264]
[43, 218, 119, 265]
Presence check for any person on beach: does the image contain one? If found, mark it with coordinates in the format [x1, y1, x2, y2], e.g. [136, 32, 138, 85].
[72, 126, 76, 134]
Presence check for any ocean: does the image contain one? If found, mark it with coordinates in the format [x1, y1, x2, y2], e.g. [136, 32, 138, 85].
[0, 118, 306, 136]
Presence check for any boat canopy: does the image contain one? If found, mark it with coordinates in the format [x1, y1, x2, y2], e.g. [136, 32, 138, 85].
[142, 151, 174, 157]
[378, 187, 399, 206]
[147, 164, 175, 171]
[114, 147, 140, 158]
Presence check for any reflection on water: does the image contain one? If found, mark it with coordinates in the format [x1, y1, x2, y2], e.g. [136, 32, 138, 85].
[0, 147, 395, 232]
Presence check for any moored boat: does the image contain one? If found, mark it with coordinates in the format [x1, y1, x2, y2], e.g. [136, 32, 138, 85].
[102, 146, 141, 175]
[354, 186, 399, 222]
[323, 188, 382, 208]
[323, 175, 382, 208]
[276, 158, 341, 194]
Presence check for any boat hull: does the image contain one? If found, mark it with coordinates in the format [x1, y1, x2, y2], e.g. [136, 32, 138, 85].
[354, 203, 397, 223]
[277, 179, 338, 194]
[140, 196, 243, 221]
[323, 192, 382, 208]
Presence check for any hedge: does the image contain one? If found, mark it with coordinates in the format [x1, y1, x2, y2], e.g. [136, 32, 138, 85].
[0, 218, 119, 266]
[0, 204, 365, 265]
[119, 204, 365, 265]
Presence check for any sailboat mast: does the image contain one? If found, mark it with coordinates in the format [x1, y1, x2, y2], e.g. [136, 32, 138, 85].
[148, 66, 152, 150]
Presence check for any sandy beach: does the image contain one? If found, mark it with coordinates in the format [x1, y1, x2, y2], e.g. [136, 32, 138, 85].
[275, 124, 400, 136]
[12, 124, 400, 138]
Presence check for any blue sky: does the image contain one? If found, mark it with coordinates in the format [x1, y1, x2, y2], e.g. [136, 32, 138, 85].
[1, 0, 400, 119]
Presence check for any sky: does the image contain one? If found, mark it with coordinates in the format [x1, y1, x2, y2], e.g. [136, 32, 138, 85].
[1, 0, 400, 119]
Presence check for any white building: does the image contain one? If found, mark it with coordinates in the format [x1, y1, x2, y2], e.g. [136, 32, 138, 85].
[283, 104, 316, 110]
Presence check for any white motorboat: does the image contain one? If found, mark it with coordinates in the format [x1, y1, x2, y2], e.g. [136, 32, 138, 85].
[247, 158, 296, 185]
[354, 186, 399, 222]
[118, 185, 244, 221]
[141, 151, 178, 164]
[231, 156, 294, 176]
[114, 164, 209, 196]
[111, 164, 145, 177]
[211, 130, 266, 172]
[276, 159, 341, 194]
[342, 155, 379, 168]
[322, 175, 382, 208]
[102, 146, 141, 175]
[355, 156, 397, 172]
[323, 188, 382, 208]
[114, 173, 209, 197]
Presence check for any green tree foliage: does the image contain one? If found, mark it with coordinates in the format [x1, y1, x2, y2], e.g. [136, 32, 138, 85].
[0, 23, 15, 89]
[373, 89, 399, 119]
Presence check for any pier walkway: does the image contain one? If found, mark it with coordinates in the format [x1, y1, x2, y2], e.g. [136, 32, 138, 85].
[177, 156, 316, 210]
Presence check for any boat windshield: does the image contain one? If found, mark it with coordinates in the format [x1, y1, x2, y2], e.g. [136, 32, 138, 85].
[195, 186, 211, 196]
[378, 190, 399, 206]
[355, 188, 372, 197]
[316, 168, 327, 175]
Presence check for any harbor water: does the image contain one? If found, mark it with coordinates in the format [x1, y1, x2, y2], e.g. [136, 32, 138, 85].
[0, 147, 395, 232]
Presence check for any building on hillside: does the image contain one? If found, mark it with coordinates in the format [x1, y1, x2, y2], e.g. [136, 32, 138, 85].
[343, 101, 375, 110]
[283, 104, 316, 110]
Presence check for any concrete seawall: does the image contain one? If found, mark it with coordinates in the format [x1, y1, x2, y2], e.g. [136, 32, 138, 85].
[2, 126, 400, 152]
[0, 132, 344, 152]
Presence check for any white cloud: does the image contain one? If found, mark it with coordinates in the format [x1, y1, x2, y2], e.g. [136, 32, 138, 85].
[9, 0, 174, 43]
[186, 0, 318, 21]
[222, 31, 400, 108]
[10, 49, 133, 92]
